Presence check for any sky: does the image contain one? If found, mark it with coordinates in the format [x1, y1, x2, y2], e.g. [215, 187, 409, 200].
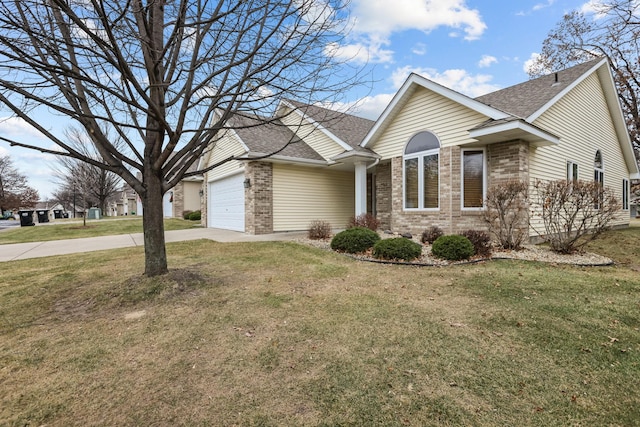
[0, 0, 604, 200]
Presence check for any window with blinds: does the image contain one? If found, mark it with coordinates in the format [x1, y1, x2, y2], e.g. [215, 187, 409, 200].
[462, 150, 485, 209]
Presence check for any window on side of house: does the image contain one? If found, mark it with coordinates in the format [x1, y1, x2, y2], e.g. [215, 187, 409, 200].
[462, 149, 485, 209]
[403, 131, 440, 210]
[623, 179, 629, 210]
[594, 150, 604, 209]
[566, 161, 578, 182]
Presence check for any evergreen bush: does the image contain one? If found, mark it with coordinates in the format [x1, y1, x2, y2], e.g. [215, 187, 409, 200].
[372, 238, 423, 261]
[330, 227, 380, 254]
[431, 235, 474, 261]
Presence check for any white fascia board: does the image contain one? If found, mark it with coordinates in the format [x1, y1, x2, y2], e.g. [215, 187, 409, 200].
[361, 73, 510, 148]
[468, 120, 560, 145]
[280, 99, 353, 152]
[527, 58, 608, 122]
[241, 152, 329, 167]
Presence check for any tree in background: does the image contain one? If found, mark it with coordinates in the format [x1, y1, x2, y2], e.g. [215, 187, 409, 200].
[53, 128, 122, 216]
[527, 0, 640, 159]
[0, 0, 362, 276]
[0, 154, 39, 213]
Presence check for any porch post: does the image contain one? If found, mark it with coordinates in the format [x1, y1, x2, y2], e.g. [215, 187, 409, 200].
[355, 161, 367, 216]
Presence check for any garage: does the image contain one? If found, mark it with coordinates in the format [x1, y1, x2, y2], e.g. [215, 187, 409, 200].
[208, 173, 245, 231]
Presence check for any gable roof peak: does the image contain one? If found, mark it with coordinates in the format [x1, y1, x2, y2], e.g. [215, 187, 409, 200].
[475, 57, 606, 119]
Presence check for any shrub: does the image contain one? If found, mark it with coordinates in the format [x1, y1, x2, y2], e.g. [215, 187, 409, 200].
[421, 225, 444, 244]
[188, 210, 201, 221]
[330, 227, 380, 254]
[484, 180, 528, 250]
[461, 229, 492, 257]
[183, 210, 193, 220]
[308, 220, 332, 240]
[348, 213, 380, 231]
[532, 179, 620, 254]
[431, 235, 474, 261]
[372, 238, 423, 261]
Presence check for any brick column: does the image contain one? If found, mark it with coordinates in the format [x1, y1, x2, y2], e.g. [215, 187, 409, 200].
[245, 162, 273, 234]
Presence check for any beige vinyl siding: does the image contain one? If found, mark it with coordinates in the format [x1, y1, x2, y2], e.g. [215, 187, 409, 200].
[280, 111, 345, 161]
[272, 164, 354, 231]
[370, 87, 488, 159]
[530, 73, 631, 230]
[183, 181, 202, 212]
[205, 131, 246, 181]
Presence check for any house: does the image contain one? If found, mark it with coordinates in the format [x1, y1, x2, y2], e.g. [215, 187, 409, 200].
[202, 58, 640, 238]
[162, 160, 203, 218]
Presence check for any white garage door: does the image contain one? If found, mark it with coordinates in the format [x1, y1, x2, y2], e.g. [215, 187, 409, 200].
[208, 173, 245, 231]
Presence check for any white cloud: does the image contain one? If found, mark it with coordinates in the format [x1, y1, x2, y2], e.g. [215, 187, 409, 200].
[0, 116, 46, 140]
[347, 93, 396, 120]
[523, 52, 552, 75]
[580, 0, 609, 18]
[411, 43, 427, 56]
[533, 0, 556, 11]
[324, 41, 394, 64]
[332, 0, 487, 64]
[478, 55, 497, 68]
[391, 65, 500, 97]
[351, 0, 486, 41]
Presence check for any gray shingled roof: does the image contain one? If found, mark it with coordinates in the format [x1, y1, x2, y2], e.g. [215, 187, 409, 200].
[228, 114, 325, 161]
[475, 58, 602, 118]
[284, 99, 375, 150]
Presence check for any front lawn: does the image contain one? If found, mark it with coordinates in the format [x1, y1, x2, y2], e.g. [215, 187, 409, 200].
[0, 227, 638, 426]
[0, 217, 200, 244]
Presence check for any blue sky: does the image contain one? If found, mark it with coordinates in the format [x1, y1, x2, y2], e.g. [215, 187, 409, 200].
[0, 0, 602, 199]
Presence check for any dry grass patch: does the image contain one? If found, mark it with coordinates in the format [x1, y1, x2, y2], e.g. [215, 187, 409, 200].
[1, 236, 639, 426]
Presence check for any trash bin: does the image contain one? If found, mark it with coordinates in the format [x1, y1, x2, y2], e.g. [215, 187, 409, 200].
[18, 210, 35, 226]
[36, 210, 50, 223]
[53, 209, 62, 219]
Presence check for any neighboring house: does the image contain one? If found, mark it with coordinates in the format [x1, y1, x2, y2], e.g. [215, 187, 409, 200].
[202, 58, 640, 237]
[34, 201, 66, 220]
[162, 161, 203, 218]
[111, 184, 141, 216]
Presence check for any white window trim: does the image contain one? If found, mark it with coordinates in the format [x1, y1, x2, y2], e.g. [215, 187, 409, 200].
[461, 148, 487, 211]
[566, 160, 579, 182]
[403, 148, 440, 211]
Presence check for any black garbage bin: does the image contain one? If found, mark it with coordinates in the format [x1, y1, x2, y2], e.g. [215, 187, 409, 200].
[18, 210, 35, 226]
[53, 209, 62, 219]
[36, 210, 50, 223]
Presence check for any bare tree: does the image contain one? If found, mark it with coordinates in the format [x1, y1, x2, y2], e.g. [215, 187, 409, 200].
[0, 0, 362, 275]
[527, 0, 640, 159]
[532, 179, 620, 254]
[0, 154, 39, 212]
[54, 128, 122, 215]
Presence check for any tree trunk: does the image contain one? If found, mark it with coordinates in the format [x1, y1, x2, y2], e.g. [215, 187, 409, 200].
[142, 169, 168, 276]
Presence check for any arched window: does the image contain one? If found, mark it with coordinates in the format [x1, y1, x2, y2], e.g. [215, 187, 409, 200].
[403, 131, 440, 209]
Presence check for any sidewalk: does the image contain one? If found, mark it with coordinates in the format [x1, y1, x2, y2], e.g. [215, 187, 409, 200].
[0, 228, 307, 262]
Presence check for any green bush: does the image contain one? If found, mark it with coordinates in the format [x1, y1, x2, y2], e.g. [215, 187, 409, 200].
[431, 235, 474, 261]
[330, 227, 380, 254]
[188, 210, 201, 221]
[183, 210, 193, 220]
[372, 238, 423, 261]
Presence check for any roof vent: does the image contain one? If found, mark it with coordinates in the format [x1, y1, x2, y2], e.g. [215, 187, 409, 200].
[552, 72, 560, 86]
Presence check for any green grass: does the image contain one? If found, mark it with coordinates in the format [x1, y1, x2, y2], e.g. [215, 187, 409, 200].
[0, 217, 201, 244]
[0, 228, 639, 426]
